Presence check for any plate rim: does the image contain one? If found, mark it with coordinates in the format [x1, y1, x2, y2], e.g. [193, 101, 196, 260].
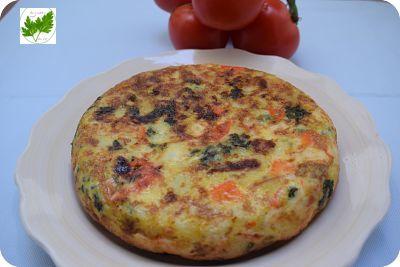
[15, 48, 392, 267]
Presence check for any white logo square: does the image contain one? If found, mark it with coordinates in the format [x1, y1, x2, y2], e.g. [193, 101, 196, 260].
[20, 8, 56, 45]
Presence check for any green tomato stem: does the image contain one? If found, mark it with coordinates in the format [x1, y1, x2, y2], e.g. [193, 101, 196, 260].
[287, 0, 299, 24]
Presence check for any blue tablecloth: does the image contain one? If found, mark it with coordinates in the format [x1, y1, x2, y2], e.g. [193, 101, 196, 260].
[0, 1, 399, 266]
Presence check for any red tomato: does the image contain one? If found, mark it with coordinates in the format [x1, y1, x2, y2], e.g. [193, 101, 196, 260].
[231, 0, 300, 58]
[154, 0, 191, 13]
[168, 4, 229, 49]
[192, 0, 264, 31]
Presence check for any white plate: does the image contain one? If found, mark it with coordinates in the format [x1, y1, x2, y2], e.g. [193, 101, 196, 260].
[15, 49, 391, 267]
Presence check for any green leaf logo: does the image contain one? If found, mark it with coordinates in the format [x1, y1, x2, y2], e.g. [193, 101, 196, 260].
[21, 10, 54, 42]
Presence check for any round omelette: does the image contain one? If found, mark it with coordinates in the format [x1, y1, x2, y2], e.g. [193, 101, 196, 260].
[71, 64, 339, 260]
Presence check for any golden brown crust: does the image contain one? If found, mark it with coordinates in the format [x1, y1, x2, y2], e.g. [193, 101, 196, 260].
[72, 64, 339, 260]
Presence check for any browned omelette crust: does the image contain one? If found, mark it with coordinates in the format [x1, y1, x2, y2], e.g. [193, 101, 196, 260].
[71, 64, 339, 260]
